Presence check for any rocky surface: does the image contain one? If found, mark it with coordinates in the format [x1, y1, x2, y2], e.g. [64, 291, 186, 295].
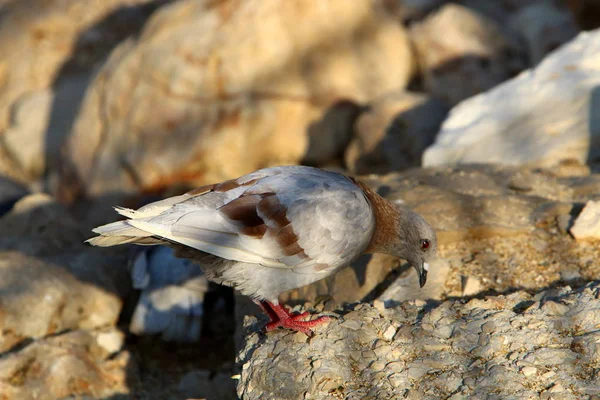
[423, 28, 600, 169]
[58, 0, 413, 199]
[570, 200, 600, 240]
[0, 1, 599, 399]
[0, 329, 130, 400]
[409, 4, 525, 106]
[345, 91, 448, 175]
[0, 0, 165, 183]
[237, 282, 600, 399]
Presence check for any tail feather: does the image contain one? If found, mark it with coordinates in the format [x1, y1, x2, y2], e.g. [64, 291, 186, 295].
[87, 220, 164, 247]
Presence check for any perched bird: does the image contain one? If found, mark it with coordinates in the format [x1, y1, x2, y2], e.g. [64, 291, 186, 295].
[87, 166, 437, 336]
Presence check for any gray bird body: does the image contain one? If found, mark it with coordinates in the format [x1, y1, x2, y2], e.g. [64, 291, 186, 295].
[88, 166, 437, 306]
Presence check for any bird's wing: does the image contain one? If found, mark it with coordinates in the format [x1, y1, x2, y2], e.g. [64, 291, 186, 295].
[124, 166, 376, 272]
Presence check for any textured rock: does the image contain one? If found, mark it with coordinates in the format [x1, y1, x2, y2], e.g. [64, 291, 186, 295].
[510, 2, 579, 65]
[59, 0, 413, 199]
[570, 200, 600, 240]
[423, 29, 600, 168]
[0, 194, 130, 352]
[0, 0, 164, 183]
[237, 282, 600, 399]
[344, 91, 448, 174]
[409, 3, 524, 105]
[0, 252, 124, 352]
[0, 329, 133, 400]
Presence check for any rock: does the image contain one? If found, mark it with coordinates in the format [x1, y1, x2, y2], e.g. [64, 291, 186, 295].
[570, 200, 600, 240]
[0, 0, 165, 184]
[510, 2, 580, 65]
[237, 282, 600, 399]
[462, 276, 483, 296]
[409, 4, 524, 105]
[0, 251, 123, 351]
[378, 257, 451, 305]
[0, 175, 27, 217]
[423, 29, 600, 168]
[0, 194, 131, 352]
[0, 329, 133, 400]
[129, 246, 208, 343]
[58, 0, 414, 199]
[344, 91, 448, 174]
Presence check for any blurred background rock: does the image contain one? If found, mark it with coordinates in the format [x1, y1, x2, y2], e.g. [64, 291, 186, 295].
[0, 0, 599, 398]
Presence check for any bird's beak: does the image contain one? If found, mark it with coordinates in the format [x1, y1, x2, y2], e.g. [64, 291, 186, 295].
[414, 262, 429, 288]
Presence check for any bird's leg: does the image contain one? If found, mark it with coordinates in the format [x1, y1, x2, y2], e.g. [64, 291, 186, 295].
[258, 301, 330, 336]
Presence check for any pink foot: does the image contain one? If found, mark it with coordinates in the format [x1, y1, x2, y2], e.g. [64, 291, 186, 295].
[258, 301, 330, 337]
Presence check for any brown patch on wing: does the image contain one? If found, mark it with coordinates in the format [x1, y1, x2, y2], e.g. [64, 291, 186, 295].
[219, 191, 312, 263]
[187, 177, 262, 197]
[186, 183, 216, 196]
[219, 194, 267, 237]
[214, 177, 260, 192]
[257, 194, 310, 260]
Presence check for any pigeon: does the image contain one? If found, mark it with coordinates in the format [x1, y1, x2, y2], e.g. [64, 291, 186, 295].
[87, 165, 437, 336]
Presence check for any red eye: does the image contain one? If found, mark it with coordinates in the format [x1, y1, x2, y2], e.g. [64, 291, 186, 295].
[420, 239, 430, 251]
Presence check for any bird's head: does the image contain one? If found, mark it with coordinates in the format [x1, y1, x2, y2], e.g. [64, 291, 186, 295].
[388, 206, 437, 288]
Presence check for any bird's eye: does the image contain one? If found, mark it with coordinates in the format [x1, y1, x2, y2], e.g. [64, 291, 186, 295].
[420, 239, 430, 251]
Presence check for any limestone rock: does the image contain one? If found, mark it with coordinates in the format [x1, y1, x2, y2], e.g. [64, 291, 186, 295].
[0, 0, 164, 183]
[0, 251, 123, 352]
[59, 0, 413, 198]
[237, 282, 600, 399]
[423, 29, 600, 168]
[510, 2, 580, 65]
[409, 3, 524, 105]
[344, 91, 448, 174]
[0, 194, 131, 352]
[570, 200, 600, 240]
[0, 329, 133, 400]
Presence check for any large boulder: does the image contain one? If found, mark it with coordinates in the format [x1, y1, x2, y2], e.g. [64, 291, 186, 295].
[409, 4, 524, 106]
[237, 282, 600, 399]
[0, 194, 130, 353]
[423, 29, 600, 168]
[0, 329, 131, 400]
[58, 0, 414, 199]
[344, 91, 448, 175]
[0, 0, 165, 183]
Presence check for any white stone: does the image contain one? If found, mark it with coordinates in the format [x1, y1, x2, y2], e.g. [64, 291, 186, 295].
[570, 201, 600, 240]
[423, 30, 600, 168]
[95, 329, 125, 354]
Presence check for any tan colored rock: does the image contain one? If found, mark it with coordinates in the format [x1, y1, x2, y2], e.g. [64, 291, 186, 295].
[0, 252, 123, 351]
[59, 0, 414, 198]
[0, 194, 131, 352]
[570, 200, 600, 240]
[0, 330, 133, 400]
[410, 3, 524, 105]
[0, 0, 165, 182]
[345, 91, 448, 174]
